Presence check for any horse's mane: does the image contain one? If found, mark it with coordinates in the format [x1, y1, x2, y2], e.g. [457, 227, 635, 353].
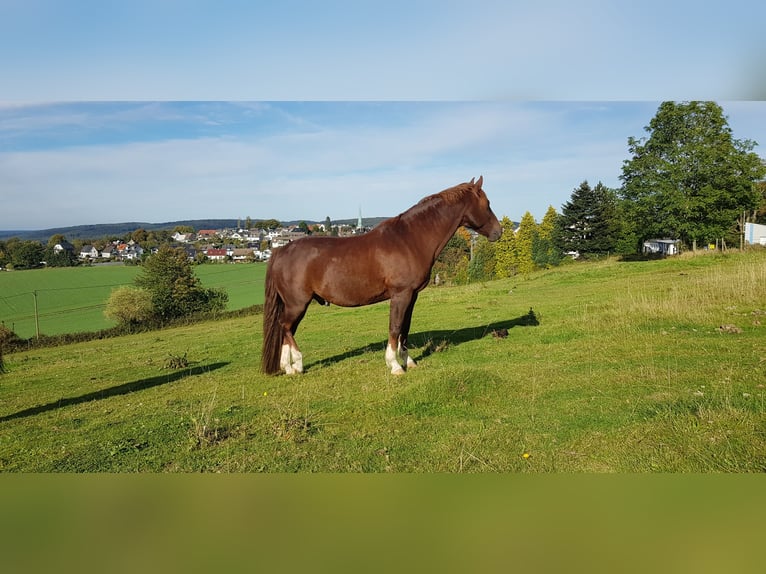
[418, 182, 474, 207]
[382, 182, 477, 229]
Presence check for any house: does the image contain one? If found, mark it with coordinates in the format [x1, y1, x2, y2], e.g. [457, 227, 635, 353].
[181, 245, 197, 261]
[123, 245, 144, 260]
[197, 230, 219, 240]
[79, 245, 99, 259]
[643, 239, 681, 256]
[172, 232, 195, 243]
[271, 237, 290, 248]
[101, 245, 117, 259]
[231, 248, 254, 262]
[205, 248, 228, 261]
[53, 241, 75, 254]
[745, 222, 766, 246]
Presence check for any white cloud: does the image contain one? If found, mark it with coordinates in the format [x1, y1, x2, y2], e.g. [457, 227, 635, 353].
[4, 100, 763, 230]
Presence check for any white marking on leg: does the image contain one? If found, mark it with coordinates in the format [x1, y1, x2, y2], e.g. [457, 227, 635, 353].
[280, 344, 294, 375]
[291, 347, 303, 374]
[386, 343, 405, 375]
[398, 339, 416, 370]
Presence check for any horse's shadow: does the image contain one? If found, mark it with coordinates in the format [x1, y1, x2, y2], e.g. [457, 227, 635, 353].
[0, 362, 229, 423]
[306, 308, 538, 371]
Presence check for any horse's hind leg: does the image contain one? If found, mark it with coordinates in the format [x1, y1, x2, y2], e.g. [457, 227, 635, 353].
[280, 300, 309, 374]
[399, 293, 419, 370]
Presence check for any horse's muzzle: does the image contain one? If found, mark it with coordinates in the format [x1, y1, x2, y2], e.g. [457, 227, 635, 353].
[486, 224, 503, 242]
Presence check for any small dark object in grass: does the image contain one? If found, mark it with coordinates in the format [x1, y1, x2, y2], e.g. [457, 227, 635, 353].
[717, 324, 742, 335]
[491, 328, 509, 339]
[164, 352, 189, 369]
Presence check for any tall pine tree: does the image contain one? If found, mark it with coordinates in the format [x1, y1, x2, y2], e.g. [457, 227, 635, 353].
[559, 180, 620, 257]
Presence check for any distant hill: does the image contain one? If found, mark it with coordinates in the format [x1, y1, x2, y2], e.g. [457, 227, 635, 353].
[0, 217, 392, 242]
[0, 220, 239, 242]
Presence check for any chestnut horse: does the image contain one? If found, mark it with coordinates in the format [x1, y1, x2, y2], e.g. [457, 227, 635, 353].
[261, 176, 502, 376]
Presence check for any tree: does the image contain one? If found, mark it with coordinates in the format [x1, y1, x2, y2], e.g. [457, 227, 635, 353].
[559, 180, 620, 257]
[10, 240, 44, 269]
[515, 212, 538, 275]
[468, 235, 496, 282]
[752, 179, 766, 223]
[494, 216, 518, 278]
[47, 234, 67, 248]
[135, 246, 228, 322]
[589, 183, 621, 255]
[256, 219, 281, 231]
[432, 230, 470, 284]
[130, 228, 148, 244]
[533, 205, 562, 268]
[104, 286, 155, 329]
[620, 101, 766, 249]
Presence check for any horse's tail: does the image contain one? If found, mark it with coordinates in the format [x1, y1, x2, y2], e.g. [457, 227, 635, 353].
[261, 259, 284, 375]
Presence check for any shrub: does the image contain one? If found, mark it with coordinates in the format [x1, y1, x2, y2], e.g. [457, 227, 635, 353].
[104, 286, 155, 329]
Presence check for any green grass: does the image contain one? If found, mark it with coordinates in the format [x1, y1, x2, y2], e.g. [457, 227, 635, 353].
[0, 263, 267, 338]
[1, 250, 765, 472]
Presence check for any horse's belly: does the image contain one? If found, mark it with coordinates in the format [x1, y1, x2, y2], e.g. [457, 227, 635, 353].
[318, 284, 389, 307]
[314, 263, 389, 307]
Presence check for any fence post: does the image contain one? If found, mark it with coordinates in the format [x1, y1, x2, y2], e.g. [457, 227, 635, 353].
[33, 290, 40, 339]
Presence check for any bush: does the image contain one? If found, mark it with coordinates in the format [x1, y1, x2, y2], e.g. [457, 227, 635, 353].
[0, 325, 22, 371]
[104, 286, 155, 329]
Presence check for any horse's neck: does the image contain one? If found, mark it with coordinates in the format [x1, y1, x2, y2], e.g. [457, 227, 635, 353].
[412, 198, 466, 261]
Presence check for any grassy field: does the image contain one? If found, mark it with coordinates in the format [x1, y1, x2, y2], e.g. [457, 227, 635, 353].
[1, 249, 765, 472]
[0, 263, 267, 338]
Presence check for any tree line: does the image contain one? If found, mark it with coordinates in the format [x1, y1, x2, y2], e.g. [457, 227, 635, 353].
[0, 227, 193, 270]
[433, 101, 766, 284]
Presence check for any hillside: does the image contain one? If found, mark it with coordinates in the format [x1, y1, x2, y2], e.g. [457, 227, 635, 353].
[1, 250, 765, 472]
[0, 264, 268, 339]
[0, 217, 392, 242]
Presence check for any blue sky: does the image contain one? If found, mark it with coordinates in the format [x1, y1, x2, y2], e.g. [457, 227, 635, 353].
[1, 1, 765, 230]
[2, 100, 765, 230]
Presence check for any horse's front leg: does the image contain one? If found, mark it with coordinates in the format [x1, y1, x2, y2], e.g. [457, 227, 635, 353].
[387, 292, 415, 376]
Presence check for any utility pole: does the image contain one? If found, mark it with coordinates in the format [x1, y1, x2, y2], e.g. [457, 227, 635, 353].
[741, 210, 746, 250]
[33, 290, 40, 339]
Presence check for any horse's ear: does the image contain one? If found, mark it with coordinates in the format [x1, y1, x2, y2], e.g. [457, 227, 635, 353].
[475, 175, 483, 189]
[469, 177, 475, 184]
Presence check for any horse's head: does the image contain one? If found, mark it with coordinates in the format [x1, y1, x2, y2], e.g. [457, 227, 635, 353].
[462, 176, 502, 242]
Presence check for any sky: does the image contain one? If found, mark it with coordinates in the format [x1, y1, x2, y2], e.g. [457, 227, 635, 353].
[2, 100, 766, 230]
[1, 1, 765, 231]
